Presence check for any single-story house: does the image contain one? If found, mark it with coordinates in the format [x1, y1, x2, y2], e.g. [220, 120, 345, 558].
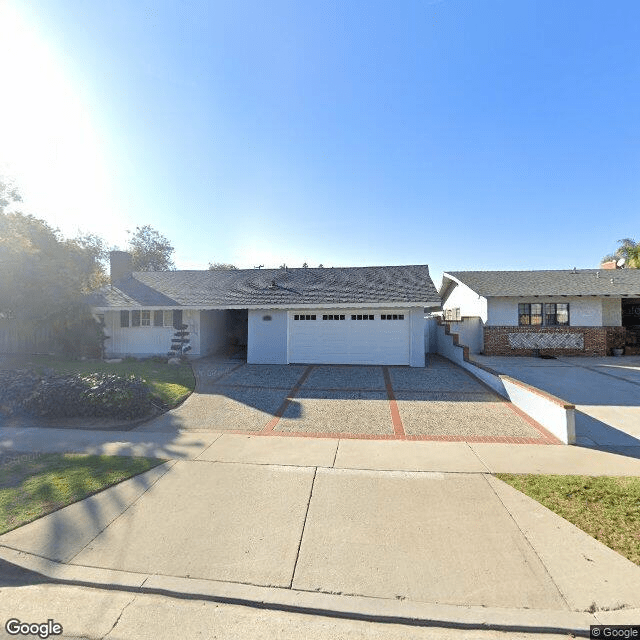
[89, 252, 440, 366]
[439, 269, 640, 356]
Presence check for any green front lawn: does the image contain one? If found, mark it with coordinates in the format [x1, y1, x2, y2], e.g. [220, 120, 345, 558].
[497, 474, 640, 566]
[0, 453, 165, 535]
[25, 356, 195, 409]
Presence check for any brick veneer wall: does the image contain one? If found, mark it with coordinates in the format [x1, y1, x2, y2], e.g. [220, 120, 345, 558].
[483, 326, 626, 356]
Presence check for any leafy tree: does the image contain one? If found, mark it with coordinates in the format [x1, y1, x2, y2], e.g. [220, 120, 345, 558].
[318, 264, 324, 268]
[602, 238, 640, 268]
[0, 211, 106, 356]
[302, 262, 308, 268]
[208, 262, 238, 270]
[72, 232, 109, 288]
[127, 225, 175, 271]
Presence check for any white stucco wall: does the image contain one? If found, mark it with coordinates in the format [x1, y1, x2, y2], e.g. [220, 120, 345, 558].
[409, 308, 426, 367]
[247, 309, 288, 364]
[446, 317, 484, 354]
[601, 298, 622, 326]
[442, 281, 488, 323]
[487, 297, 604, 327]
[103, 310, 201, 357]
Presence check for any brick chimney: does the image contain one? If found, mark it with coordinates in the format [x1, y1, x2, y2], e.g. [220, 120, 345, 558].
[600, 260, 617, 270]
[110, 251, 133, 283]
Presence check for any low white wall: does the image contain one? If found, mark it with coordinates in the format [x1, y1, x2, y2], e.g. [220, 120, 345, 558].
[446, 317, 483, 354]
[435, 323, 576, 444]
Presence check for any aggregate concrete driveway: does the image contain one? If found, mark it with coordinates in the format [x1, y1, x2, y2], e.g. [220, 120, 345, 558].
[472, 355, 640, 448]
[136, 356, 555, 443]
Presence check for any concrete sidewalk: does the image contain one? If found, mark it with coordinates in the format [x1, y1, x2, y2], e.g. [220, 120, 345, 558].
[1, 426, 639, 473]
[1, 431, 640, 638]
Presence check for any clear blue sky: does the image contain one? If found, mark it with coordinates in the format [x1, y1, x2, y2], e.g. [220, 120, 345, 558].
[1, 0, 639, 287]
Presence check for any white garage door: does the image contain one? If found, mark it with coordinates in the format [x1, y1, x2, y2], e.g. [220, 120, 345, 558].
[288, 310, 411, 365]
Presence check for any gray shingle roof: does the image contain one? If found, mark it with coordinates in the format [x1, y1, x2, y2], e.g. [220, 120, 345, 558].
[443, 269, 640, 297]
[90, 265, 439, 308]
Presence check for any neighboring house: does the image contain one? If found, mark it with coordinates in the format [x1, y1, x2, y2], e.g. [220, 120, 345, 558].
[439, 269, 640, 356]
[88, 252, 440, 366]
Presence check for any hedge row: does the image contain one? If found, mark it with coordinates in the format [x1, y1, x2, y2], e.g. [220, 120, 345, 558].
[0, 370, 153, 420]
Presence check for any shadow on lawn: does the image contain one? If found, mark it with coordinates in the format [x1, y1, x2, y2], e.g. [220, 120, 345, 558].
[0, 452, 176, 575]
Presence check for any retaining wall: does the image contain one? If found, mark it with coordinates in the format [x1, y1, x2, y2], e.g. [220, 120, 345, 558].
[436, 321, 576, 444]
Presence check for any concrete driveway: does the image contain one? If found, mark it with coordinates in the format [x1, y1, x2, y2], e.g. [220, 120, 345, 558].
[471, 355, 640, 448]
[136, 356, 555, 443]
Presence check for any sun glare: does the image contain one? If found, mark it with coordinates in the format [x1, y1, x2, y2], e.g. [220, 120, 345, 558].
[0, 2, 122, 243]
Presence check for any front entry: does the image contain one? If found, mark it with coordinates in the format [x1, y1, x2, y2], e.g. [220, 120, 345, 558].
[622, 299, 640, 354]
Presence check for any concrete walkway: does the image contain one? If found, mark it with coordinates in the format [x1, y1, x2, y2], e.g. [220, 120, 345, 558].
[1, 428, 640, 638]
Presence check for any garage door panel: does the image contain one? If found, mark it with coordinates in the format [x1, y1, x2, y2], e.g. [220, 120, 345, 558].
[288, 310, 410, 365]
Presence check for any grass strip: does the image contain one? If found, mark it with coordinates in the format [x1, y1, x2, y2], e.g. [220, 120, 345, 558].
[497, 473, 640, 565]
[0, 453, 165, 535]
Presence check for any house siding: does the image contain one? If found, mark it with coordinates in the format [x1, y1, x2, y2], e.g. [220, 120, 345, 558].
[602, 298, 623, 326]
[247, 309, 288, 364]
[487, 297, 605, 327]
[442, 281, 488, 323]
[103, 309, 201, 357]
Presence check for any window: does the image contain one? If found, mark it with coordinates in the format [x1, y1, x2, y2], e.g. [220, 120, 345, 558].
[322, 314, 345, 320]
[131, 310, 151, 327]
[518, 303, 567, 326]
[545, 303, 569, 326]
[120, 310, 130, 328]
[294, 314, 316, 320]
[263, 315, 272, 321]
[154, 310, 163, 327]
[163, 310, 174, 327]
[381, 314, 405, 320]
[351, 314, 374, 320]
[444, 308, 461, 321]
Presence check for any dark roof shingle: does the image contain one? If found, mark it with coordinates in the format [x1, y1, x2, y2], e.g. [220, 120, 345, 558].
[443, 269, 640, 297]
[90, 265, 439, 308]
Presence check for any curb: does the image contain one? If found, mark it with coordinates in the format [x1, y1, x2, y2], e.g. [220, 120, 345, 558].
[0, 545, 616, 636]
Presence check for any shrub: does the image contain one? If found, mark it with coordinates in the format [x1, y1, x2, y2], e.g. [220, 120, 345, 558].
[0, 370, 153, 420]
